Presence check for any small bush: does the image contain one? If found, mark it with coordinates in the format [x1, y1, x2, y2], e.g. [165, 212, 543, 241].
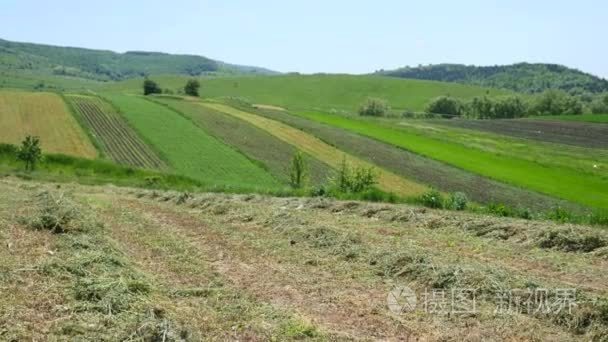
[446, 192, 468, 211]
[426, 96, 463, 118]
[332, 158, 378, 194]
[486, 203, 512, 217]
[418, 189, 444, 209]
[143, 79, 162, 96]
[358, 97, 390, 117]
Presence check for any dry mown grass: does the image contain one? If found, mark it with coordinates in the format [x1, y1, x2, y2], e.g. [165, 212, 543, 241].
[134, 187, 608, 340]
[2, 177, 608, 340]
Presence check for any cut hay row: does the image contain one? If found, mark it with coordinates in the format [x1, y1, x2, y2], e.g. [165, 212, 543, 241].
[0, 91, 97, 158]
[201, 103, 428, 197]
[66, 95, 166, 170]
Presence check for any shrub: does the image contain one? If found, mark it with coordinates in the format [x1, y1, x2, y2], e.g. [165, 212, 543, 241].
[358, 97, 390, 117]
[184, 79, 201, 97]
[486, 203, 511, 217]
[333, 158, 378, 193]
[426, 96, 463, 118]
[446, 192, 468, 211]
[143, 79, 162, 95]
[418, 189, 444, 209]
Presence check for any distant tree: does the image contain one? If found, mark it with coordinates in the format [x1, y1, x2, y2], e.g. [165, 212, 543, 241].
[426, 96, 463, 118]
[464, 96, 494, 119]
[143, 79, 162, 95]
[493, 96, 528, 118]
[562, 96, 583, 115]
[184, 79, 201, 97]
[17, 136, 42, 171]
[531, 90, 583, 115]
[288, 151, 308, 189]
[358, 97, 390, 117]
[591, 93, 608, 114]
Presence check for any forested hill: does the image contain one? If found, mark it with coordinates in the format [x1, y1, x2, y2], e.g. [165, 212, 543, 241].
[375, 63, 608, 94]
[0, 38, 277, 82]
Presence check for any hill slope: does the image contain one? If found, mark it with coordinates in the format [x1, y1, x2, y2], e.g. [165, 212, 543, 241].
[0, 38, 276, 83]
[377, 63, 608, 94]
[103, 74, 512, 112]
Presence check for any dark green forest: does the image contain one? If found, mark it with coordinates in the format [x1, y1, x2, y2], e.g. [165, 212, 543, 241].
[377, 63, 608, 94]
[0, 38, 276, 82]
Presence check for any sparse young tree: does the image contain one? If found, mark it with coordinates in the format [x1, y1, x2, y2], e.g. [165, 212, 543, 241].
[17, 136, 42, 172]
[288, 151, 308, 189]
[184, 79, 201, 97]
[143, 79, 162, 95]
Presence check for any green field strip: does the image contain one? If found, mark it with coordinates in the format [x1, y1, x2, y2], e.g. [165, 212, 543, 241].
[294, 111, 608, 208]
[154, 98, 333, 185]
[200, 102, 428, 197]
[103, 94, 281, 188]
[66, 95, 167, 170]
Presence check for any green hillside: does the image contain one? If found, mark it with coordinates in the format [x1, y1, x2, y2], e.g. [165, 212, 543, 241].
[0, 38, 276, 85]
[377, 63, 608, 94]
[103, 74, 512, 112]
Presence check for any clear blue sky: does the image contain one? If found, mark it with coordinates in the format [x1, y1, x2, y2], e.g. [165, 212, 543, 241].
[2, 0, 606, 78]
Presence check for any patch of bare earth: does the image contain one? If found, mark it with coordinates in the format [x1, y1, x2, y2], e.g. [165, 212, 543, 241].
[436, 118, 608, 149]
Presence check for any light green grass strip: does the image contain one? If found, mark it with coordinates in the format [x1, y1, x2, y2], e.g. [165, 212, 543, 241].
[295, 111, 608, 209]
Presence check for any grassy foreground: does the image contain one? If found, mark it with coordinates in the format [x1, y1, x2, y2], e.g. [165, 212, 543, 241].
[295, 111, 608, 208]
[1, 177, 607, 340]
